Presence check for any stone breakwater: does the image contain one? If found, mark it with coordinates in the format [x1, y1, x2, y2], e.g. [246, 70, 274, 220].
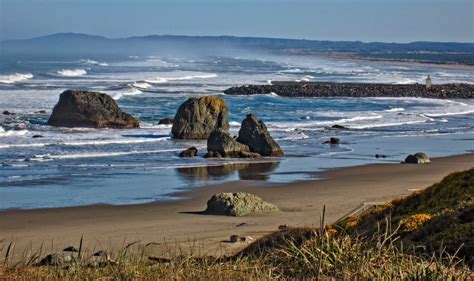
[224, 82, 474, 99]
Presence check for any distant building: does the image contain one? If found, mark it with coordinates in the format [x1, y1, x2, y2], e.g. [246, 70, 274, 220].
[426, 75, 432, 89]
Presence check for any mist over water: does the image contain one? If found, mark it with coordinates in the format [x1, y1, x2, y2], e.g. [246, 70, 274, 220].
[1, 50, 473, 210]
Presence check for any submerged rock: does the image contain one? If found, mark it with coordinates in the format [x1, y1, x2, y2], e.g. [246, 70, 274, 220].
[331, 124, 346, 129]
[158, 118, 174, 125]
[179, 147, 198, 157]
[2, 111, 15, 116]
[172, 96, 229, 139]
[324, 137, 340, 145]
[405, 152, 430, 164]
[47, 90, 139, 128]
[205, 192, 279, 216]
[236, 114, 283, 157]
[206, 130, 259, 158]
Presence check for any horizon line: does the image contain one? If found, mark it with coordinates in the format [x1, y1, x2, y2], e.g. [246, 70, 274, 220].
[4, 32, 474, 45]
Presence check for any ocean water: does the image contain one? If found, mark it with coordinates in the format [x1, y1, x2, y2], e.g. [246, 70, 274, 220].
[1, 52, 473, 210]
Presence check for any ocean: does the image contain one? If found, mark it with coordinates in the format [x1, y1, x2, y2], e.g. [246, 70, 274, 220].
[1, 52, 473, 210]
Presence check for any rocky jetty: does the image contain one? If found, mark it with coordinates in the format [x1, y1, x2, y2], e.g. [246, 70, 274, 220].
[237, 114, 284, 157]
[47, 90, 139, 128]
[405, 152, 430, 164]
[224, 82, 474, 99]
[204, 192, 279, 216]
[172, 96, 229, 139]
[206, 130, 259, 158]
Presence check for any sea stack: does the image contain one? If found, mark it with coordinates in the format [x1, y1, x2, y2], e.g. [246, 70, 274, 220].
[47, 90, 139, 128]
[237, 114, 284, 157]
[172, 96, 229, 139]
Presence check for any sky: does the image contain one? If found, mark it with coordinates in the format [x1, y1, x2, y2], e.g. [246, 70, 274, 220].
[1, 0, 473, 43]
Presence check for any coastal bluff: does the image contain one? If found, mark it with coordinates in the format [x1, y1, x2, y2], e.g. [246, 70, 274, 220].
[224, 81, 474, 99]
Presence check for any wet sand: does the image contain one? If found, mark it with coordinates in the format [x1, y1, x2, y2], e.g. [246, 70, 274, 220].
[0, 153, 473, 260]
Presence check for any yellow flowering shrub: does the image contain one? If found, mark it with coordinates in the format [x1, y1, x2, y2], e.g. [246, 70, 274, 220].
[400, 214, 432, 232]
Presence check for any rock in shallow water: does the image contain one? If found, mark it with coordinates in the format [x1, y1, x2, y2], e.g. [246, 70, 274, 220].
[236, 114, 283, 157]
[206, 129, 260, 158]
[158, 118, 174, 125]
[205, 192, 279, 216]
[179, 147, 198, 157]
[47, 90, 139, 128]
[172, 96, 229, 139]
[404, 152, 430, 164]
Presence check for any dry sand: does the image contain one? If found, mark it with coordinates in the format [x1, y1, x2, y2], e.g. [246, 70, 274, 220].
[1, 153, 473, 260]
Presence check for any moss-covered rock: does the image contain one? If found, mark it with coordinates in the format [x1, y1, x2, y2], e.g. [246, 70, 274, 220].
[172, 96, 229, 139]
[205, 192, 279, 216]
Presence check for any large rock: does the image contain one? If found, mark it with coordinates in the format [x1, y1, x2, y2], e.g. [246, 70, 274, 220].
[204, 192, 279, 216]
[206, 130, 259, 158]
[405, 152, 430, 164]
[48, 90, 139, 128]
[172, 96, 229, 139]
[236, 114, 283, 157]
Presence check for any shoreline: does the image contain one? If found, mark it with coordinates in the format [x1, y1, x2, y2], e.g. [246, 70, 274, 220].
[1, 152, 473, 260]
[325, 53, 474, 71]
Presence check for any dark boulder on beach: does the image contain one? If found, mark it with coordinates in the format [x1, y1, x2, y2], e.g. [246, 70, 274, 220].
[206, 129, 259, 158]
[236, 114, 284, 157]
[158, 118, 174, 125]
[172, 96, 229, 139]
[179, 147, 198, 157]
[47, 90, 139, 128]
[404, 152, 430, 164]
[204, 192, 279, 216]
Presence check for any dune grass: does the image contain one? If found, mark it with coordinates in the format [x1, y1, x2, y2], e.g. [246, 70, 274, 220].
[1, 169, 473, 280]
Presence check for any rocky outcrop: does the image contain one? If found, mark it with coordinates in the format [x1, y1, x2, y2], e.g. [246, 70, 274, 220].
[206, 130, 259, 158]
[204, 192, 279, 216]
[405, 152, 430, 164]
[158, 118, 173, 125]
[236, 114, 283, 157]
[224, 82, 474, 99]
[179, 147, 198, 157]
[47, 90, 139, 128]
[172, 96, 229, 139]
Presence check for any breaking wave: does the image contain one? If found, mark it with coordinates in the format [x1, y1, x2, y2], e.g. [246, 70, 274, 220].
[145, 73, 217, 84]
[56, 69, 87, 77]
[80, 59, 108, 66]
[0, 73, 33, 84]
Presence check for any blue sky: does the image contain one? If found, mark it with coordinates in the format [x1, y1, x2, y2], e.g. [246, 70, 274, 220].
[1, 0, 473, 42]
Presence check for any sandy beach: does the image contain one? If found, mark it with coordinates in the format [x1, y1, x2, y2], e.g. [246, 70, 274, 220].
[1, 153, 473, 260]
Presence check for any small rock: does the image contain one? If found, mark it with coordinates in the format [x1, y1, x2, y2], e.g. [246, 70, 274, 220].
[34, 253, 73, 267]
[62, 246, 78, 252]
[404, 152, 430, 164]
[324, 137, 340, 145]
[204, 151, 222, 158]
[205, 192, 279, 216]
[278, 224, 288, 230]
[32, 135, 44, 138]
[36, 110, 47, 114]
[230, 235, 246, 243]
[375, 154, 387, 158]
[93, 250, 107, 257]
[331, 124, 346, 129]
[179, 147, 198, 157]
[2, 111, 15, 115]
[158, 118, 173, 125]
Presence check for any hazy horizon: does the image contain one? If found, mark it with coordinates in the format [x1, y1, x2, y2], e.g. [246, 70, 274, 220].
[1, 0, 473, 43]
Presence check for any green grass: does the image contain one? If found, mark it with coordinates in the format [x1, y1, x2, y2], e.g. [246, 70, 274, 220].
[1, 169, 473, 280]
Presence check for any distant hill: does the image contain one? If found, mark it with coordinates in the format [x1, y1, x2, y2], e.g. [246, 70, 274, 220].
[2, 33, 473, 64]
